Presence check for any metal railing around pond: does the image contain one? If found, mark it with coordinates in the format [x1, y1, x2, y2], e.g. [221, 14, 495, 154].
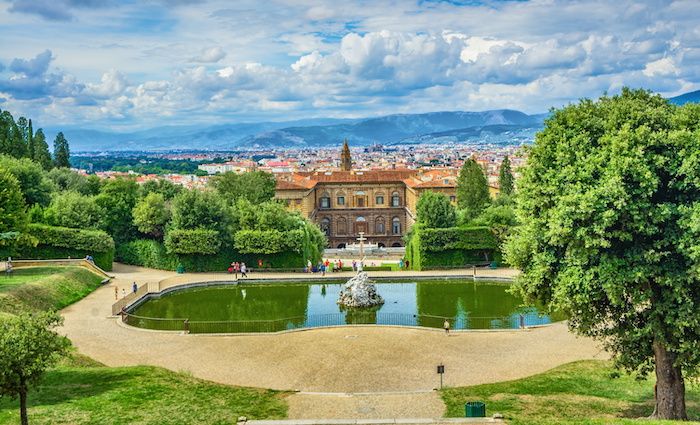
[120, 311, 553, 334]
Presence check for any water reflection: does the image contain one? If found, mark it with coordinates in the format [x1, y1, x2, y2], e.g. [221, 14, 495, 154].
[131, 279, 557, 331]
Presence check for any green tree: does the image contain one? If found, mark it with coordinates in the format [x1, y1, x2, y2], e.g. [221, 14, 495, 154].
[133, 192, 170, 239]
[0, 110, 27, 159]
[498, 155, 514, 196]
[44, 191, 104, 229]
[32, 129, 52, 171]
[416, 191, 456, 229]
[210, 170, 276, 204]
[456, 158, 490, 219]
[96, 178, 139, 244]
[52, 132, 70, 169]
[26, 119, 34, 160]
[0, 312, 70, 425]
[0, 155, 56, 207]
[0, 168, 27, 246]
[139, 179, 182, 200]
[171, 189, 229, 234]
[47, 168, 102, 196]
[504, 89, 700, 420]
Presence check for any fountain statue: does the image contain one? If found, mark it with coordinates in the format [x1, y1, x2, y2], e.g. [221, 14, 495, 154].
[337, 272, 384, 308]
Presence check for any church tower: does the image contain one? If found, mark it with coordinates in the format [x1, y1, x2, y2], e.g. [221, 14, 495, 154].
[340, 139, 352, 171]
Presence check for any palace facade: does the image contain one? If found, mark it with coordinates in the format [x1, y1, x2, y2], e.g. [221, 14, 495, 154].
[275, 143, 489, 248]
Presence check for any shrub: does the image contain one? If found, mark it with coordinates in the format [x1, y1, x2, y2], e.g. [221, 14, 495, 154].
[164, 229, 221, 255]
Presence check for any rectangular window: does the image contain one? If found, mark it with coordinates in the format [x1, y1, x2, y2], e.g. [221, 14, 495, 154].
[450, 196, 456, 202]
[357, 197, 365, 207]
[337, 196, 345, 206]
[375, 195, 384, 205]
[320, 197, 330, 208]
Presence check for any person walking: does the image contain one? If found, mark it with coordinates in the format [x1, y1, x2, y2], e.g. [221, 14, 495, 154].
[307, 259, 312, 273]
[443, 319, 450, 335]
[352, 260, 357, 271]
[234, 262, 240, 279]
[240, 262, 248, 278]
[320, 262, 326, 276]
[114, 286, 118, 300]
[399, 258, 404, 269]
[132, 282, 138, 293]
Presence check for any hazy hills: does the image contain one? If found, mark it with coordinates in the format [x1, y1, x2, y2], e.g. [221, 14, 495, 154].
[55, 89, 700, 152]
[60, 109, 545, 152]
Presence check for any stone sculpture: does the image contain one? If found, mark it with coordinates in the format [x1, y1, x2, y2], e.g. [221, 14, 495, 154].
[337, 271, 384, 308]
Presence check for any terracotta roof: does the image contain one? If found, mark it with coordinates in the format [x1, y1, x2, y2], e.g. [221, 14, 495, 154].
[297, 170, 417, 183]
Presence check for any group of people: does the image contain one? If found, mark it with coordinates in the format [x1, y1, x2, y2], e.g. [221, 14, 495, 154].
[306, 259, 344, 275]
[114, 281, 139, 300]
[227, 261, 248, 278]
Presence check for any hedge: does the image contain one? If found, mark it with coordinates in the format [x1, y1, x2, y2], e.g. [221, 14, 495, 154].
[406, 225, 499, 271]
[165, 229, 221, 255]
[0, 224, 115, 271]
[116, 239, 306, 272]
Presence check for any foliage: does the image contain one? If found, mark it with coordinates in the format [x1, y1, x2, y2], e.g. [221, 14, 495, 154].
[133, 192, 170, 239]
[52, 132, 70, 169]
[170, 189, 230, 234]
[405, 224, 498, 270]
[441, 360, 700, 424]
[27, 224, 114, 253]
[44, 191, 104, 230]
[139, 179, 182, 200]
[416, 191, 456, 229]
[96, 178, 140, 244]
[0, 109, 27, 159]
[498, 155, 514, 196]
[47, 168, 102, 196]
[0, 267, 104, 315]
[115, 239, 179, 271]
[0, 155, 56, 207]
[210, 170, 276, 204]
[504, 89, 700, 419]
[456, 157, 490, 219]
[0, 168, 27, 241]
[0, 364, 288, 424]
[31, 129, 52, 171]
[164, 229, 221, 255]
[419, 226, 498, 252]
[0, 311, 71, 425]
[469, 203, 518, 246]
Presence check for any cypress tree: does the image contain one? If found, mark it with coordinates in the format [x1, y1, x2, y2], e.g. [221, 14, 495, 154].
[26, 119, 35, 160]
[53, 132, 70, 168]
[456, 157, 490, 218]
[33, 129, 53, 170]
[498, 155, 514, 196]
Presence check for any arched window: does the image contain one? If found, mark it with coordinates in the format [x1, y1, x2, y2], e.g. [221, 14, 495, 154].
[356, 216, 366, 222]
[392, 217, 401, 234]
[391, 191, 401, 207]
[375, 217, 385, 234]
[320, 192, 330, 208]
[320, 217, 331, 237]
[337, 217, 347, 235]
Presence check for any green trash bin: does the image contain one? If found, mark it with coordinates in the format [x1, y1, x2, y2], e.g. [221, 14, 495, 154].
[465, 401, 486, 417]
[176, 263, 185, 274]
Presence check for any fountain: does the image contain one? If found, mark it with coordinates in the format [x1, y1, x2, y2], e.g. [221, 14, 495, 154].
[337, 272, 384, 308]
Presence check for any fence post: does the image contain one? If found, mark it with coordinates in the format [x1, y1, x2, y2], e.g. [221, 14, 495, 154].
[519, 314, 525, 329]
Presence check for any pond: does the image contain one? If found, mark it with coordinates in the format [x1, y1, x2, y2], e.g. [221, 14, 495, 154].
[126, 279, 561, 333]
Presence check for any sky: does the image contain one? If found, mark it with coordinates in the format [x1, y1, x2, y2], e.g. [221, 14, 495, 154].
[0, 0, 698, 131]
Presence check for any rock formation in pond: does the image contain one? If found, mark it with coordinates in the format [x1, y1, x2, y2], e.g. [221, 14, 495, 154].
[337, 272, 384, 308]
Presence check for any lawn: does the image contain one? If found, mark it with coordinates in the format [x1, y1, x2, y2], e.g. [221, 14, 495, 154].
[0, 354, 288, 425]
[441, 360, 700, 424]
[0, 267, 67, 292]
[0, 266, 104, 315]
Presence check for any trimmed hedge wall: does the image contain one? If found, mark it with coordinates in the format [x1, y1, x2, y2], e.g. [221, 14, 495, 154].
[1, 224, 115, 271]
[406, 225, 499, 271]
[116, 239, 306, 272]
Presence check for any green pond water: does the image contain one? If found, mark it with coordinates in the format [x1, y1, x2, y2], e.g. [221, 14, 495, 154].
[128, 279, 559, 333]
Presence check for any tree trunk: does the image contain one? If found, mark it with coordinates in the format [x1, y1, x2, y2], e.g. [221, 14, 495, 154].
[19, 386, 28, 425]
[651, 340, 687, 420]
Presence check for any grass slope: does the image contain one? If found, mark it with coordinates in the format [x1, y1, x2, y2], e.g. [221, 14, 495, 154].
[0, 354, 288, 425]
[0, 266, 103, 315]
[441, 360, 700, 424]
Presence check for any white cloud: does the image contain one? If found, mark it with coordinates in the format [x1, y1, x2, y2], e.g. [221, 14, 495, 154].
[191, 46, 227, 63]
[643, 57, 679, 77]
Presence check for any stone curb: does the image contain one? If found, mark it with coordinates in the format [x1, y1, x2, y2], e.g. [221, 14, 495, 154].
[239, 418, 504, 425]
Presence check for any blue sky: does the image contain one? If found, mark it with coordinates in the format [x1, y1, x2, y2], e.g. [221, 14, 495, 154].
[0, 0, 698, 131]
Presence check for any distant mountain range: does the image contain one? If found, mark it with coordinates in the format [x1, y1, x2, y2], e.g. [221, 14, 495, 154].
[56, 110, 546, 152]
[55, 89, 700, 152]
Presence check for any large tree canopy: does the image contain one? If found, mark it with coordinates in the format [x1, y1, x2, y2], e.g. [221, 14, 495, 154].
[416, 191, 456, 229]
[456, 157, 490, 219]
[210, 170, 276, 205]
[505, 88, 700, 420]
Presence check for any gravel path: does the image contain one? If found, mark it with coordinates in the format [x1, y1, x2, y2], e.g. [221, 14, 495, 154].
[60, 264, 605, 418]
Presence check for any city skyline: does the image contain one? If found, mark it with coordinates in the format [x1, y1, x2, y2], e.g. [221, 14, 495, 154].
[1, 0, 699, 132]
